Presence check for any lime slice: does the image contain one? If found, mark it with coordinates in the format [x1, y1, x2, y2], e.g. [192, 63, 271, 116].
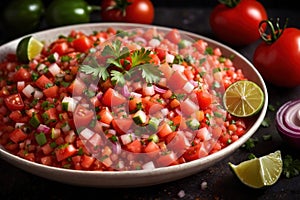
[16, 36, 44, 63]
[229, 150, 283, 189]
[223, 80, 264, 117]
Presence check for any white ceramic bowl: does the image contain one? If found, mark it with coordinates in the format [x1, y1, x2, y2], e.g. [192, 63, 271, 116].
[0, 23, 268, 188]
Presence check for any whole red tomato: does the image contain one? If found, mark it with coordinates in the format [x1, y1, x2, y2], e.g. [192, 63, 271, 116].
[100, 0, 154, 24]
[253, 19, 300, 87]
[209, 0, 267, 46]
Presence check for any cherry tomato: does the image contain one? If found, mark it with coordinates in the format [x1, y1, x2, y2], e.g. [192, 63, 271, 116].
[209, 0, 267, 46]
[253, 19, 300, 87]
[4, 93, 25, 111]
[100, 0, 154, 24]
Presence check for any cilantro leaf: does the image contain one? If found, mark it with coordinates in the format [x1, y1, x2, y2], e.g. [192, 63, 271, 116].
[139, 64, 162, 84]
[131, 48, 152, 67]
[101, 40, 129, 60]
[111, 70, 126, 86]
[79, 64, 109, 81]
[283, 155, 300, 178]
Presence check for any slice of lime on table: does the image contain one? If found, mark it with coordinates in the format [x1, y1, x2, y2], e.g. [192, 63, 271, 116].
[229, 150, 283, 189]
[223, 80, 264, 117]
[16, 36, 44, 63]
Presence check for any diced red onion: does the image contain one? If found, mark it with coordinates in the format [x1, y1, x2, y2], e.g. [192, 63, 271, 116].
[22, 84, 35, 98]
[112, 142, 122, 154]
[172, 64, 185, 72]
[121, 85, 131, 97]
[80, 128, 95, 140]
[15, 123, 25, 129]
[130, 92, 142, 98]
[89, 83, 99, 92]
[142, 161, 156, 170]
[165, 53, 175, 63]
[134, 36, 147, 44]
[37, 124, 51, 134]
[183, 81, 194, 93]
[34, 90, 43, 99]
[153, 85, 167, 93]
[37, 64, 47, 73]
[120, 133, 133, 145]
[143, 84, 155, 96]
[48, 63, 61, 76]
[96, 91, 103, 100]
[108, 129, 116, 135]
[148, 38, 160, 47]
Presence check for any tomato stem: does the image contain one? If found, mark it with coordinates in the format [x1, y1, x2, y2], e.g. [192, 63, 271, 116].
[218, 0, 240, 8]
[259, 18, 288, 44]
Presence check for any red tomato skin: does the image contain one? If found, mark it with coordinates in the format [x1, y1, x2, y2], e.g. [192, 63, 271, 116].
[73, 105, 94, 128]
[4, 93, 25, 111]
[72, 36, 92, 53]
[125, 0, 154, 24]
[13, 68, 31, 82]
[100, 0, 154, 24]
[209, 0, 267, 46]
[253, 28, 300, 87]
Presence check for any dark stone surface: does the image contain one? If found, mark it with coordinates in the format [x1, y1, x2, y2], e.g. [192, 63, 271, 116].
[1, 3, 300, 200]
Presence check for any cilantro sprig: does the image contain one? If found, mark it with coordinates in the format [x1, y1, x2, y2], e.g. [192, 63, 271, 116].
[79, 39, 162, 85]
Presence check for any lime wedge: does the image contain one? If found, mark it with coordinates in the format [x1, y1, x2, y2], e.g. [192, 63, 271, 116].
[223, 80, 264, 117]
[229, 150, 283, 189]
[16, 36, 44, 63]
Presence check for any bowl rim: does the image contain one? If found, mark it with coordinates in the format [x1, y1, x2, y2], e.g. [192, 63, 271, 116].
[0, 22, 269, 186]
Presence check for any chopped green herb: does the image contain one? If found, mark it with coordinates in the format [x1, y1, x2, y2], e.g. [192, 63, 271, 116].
[261, 118, 271, 127]
[262, 134, 272, 141]
[283, 154, 300, 178]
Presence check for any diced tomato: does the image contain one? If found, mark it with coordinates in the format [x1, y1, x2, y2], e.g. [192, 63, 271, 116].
[43, 85, 59, 98]
[55, 144, 77, 162]
[4, 93, 24, 111]
[43, 107, 58, 124]
[9, 129, 27, 143]
[144, 141, 160, 153]
[165, 29, 181, 44]
[102, 88, 126, 107]
[156, 151, 177, 167]
[68, 78, 86, 96]
[129, 97, 142, 112]
[81, 154, 95, 169]
[167, 70, 188, 90]
[195, 90, 212, 110]
[98, 107, 113, 125]
[73, 104, 94, 128]
[13, 67, 31, 82]
[112, 118, 133, 135]
[35, 75, 53, 90]
[157, 122, 173, 138]
[183, 143, 208, 161]
[180, 98, 199, 116]
[125, 139, 142, 153]
[50, 42, 70, 56]
[72, 36, 92, 53]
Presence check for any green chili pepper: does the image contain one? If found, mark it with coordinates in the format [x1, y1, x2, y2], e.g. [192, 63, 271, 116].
[45, 0, 100, 27]
[1, 0, 45, 36]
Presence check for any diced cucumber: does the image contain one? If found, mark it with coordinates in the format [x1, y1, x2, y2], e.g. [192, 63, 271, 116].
[148, 117, 160, 132]
[133, 110, 147, 125]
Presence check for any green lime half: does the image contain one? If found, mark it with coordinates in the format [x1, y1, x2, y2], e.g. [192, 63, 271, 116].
[229, 150, 282, 189]
[16, 36, 44, 63]
[223, 80, 264, 117]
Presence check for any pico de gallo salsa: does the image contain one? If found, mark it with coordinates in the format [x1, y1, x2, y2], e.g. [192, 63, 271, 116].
[0, 27, 248, 171]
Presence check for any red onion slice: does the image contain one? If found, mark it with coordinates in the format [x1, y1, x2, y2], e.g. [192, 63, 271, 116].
[276, 99, 300, 138]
